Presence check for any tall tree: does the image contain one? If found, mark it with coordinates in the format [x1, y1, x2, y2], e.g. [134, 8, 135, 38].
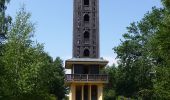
[1, 7, 51, 99]
[2, 6, 35, 98]
[51, 57, 66, 100]
[112, 0, 170, 99]
[149, 0, 170, 99]
[103, 65, 117, 100]
[113, 6, 165, 99]
[1, 7, 67, 99]
[0, 0, 11, 98]
[38, 57, 66, 100]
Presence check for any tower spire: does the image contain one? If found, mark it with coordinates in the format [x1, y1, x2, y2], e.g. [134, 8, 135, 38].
[73, 0, 99, 58]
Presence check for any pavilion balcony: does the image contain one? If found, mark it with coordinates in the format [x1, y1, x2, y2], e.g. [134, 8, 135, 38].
[65, 74, 108, 83]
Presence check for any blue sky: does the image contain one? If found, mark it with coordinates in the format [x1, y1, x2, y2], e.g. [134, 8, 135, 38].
[7, 0, 162, 65]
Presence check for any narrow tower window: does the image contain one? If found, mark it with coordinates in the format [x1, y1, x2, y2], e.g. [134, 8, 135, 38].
[84, 31, 90, 39]
[84, 49, 90, 57]
[84, 0, 89, 5]
[84, 14, 89, 22]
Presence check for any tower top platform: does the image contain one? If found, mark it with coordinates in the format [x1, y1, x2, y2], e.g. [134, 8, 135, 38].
[65, 58, 108, 69]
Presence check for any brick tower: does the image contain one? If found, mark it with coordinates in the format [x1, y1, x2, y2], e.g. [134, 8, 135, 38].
[65, 0, 108, 100]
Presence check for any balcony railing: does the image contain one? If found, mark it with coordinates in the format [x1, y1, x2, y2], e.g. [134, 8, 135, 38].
[65, 74, 108, 83]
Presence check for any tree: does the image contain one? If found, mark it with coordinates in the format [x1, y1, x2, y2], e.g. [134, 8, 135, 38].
[149, 0, 170, 99]
[51, 57, 66, 100]
[113, 6, 165, 99]
[103, 65, 117, 100]
[110, 3, 169, 99]
[0, 0, 11, 97]
[1, 7, 53, 99]
[38, 57, 66, 100]
[1, 7, 67, 99]
[2, 6, 36, 98]
[111, 0, 170, 99]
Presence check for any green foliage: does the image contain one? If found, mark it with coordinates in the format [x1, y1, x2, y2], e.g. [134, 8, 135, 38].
[149, 1, 170, 99]
[161, 0, 170, 10]
[103, 65, 117, 100]
[0, 7, 66, 100]
[38, 56, 66, 100]
[0, 0, 11, 97]
[104, 89, 116, 100]
[113, 7, 164, 98]
[50, 57, 66, 99]
[105, 0, 170, 99]
[2, 6, 46, 98]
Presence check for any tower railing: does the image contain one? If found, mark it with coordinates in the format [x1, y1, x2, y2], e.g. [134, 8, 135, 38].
[65, 74, 108, 83]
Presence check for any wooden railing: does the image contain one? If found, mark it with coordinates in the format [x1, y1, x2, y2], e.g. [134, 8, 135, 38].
[65, 74, 108, 83]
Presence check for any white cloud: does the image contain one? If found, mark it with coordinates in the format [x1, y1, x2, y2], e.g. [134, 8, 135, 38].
[103, 56, 117, 66]
[65, 69, 71, 74]
[62, 56, 71, 74]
